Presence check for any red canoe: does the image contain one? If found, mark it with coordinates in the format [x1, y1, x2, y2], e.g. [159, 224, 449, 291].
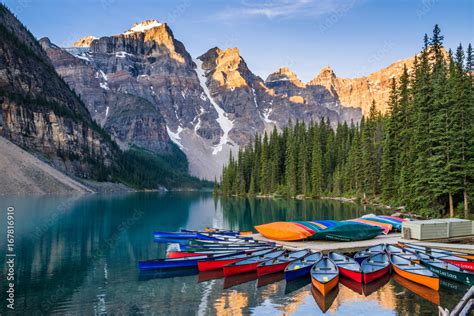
[198, 248, 274, 271]
[223, 249, 285, 276]
[168, 249, 250, 259]
[328, 252, 362, 283]
[168, 251, 208, 258]
[257, 250, 309, 277]
[361, 253, 390, 284]
[443, 258, 474, 272]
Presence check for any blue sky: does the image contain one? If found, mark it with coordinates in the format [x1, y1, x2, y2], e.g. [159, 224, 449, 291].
[3, 0, 472, 81]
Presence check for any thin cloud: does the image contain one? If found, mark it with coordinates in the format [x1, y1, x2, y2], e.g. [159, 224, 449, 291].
[215, 0, 357, 20]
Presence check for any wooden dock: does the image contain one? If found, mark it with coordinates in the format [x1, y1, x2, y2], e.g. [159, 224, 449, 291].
[251, 233, 474, 254]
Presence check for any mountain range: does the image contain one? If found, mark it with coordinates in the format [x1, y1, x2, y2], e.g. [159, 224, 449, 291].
[0, 8, 430, 189]
[40, 19, 424, 180]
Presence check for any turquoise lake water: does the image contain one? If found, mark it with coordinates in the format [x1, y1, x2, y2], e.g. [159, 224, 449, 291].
[0, 192, 468, 315]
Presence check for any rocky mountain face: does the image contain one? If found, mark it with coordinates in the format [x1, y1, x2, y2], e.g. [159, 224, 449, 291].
[40, 37, 175, 154]
[44, 19, 430, 180]
[73, 35, 97, 47]
[264, 66, 362, 124]
[0, 5, 117, 178]
[310, 58, 419, 114]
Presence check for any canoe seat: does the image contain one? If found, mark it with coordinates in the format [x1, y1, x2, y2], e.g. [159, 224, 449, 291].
[403, 267, 429, 272]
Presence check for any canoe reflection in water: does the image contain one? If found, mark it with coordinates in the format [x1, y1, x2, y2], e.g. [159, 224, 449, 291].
[311, 284, 339, 313]
[363, 273, 391, 296]
[392, 274, 440, 306]
[138, 267, 198, 281]
[339, 273, 391, 296]
[198, 269, 225, 283]
[257, 272, 285, 287]
[223, 271, 258, 289]
[285, 276, 312, 294]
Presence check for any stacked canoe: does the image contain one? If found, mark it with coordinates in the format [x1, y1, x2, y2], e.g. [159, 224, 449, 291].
[138, 228, 473, 311]
[255, 215, 407, 242]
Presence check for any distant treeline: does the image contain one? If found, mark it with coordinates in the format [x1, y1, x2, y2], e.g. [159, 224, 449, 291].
[218, 25, 473, 218]
[116, 146, 212, 190]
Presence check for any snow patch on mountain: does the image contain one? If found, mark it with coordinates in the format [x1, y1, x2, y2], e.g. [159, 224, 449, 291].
[194, 59, 234, 155]
[124, 20, 162, 35]
[99, 70, 108, 80]
[252, 88, 259, 108]
[194, 107, 205, 133]
[115, 51, 133, 58]
[263, 108, 276, 124]
[99, 82, 109, 90]
[74, 53, 91, 62]
[96, 70, 109, 90]
[166, 126, 184, 149]
[64, 47, 92, 62]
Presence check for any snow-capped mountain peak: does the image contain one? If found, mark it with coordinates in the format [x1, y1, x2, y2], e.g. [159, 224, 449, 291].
[73, 36, 98, 47]
[124, 20, 163, 35]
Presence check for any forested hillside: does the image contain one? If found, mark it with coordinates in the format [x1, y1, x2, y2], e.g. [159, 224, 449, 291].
[219, 26, 473, 218]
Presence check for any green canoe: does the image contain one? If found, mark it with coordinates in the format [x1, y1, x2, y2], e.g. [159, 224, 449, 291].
[418, 252, 473, 286]
[309, 222, 383, 242]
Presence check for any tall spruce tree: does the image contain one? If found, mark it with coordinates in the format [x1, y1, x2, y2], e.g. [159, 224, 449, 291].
[428, 25, 452, 215]
[464, 44, 473, 217]
[285, 128, 298, 197]
[260, 132, 271, 194]
[311, 126, 323, 197]
[397, 65, 413, 204]
[411, 34, 437, 216]
[381, 78, 399, 201]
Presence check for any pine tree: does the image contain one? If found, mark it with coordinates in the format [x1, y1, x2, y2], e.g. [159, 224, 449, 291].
[464, 44, 473, 217]
[346, 123, 362, 192]
[298, 129, 310, 196]
[260, 132, 271, 194]
[269, 126, 281, 190]
[285, 129, 297, 197]
[444, 47, 466, 217]
[411, 33, 437, 216]
[324, 125, 335, 192]
[248, 171, 256, 196]
[397, 64, 414, 204]
[381, 78, 399, 201]
[428, 25, 451, 215]
[311, 126, 323, 197]
[252, 134, 262, 193]
[361, 101, 378, 197]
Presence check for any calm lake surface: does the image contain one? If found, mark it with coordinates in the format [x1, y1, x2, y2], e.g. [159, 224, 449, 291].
[0, 192, 469, 315]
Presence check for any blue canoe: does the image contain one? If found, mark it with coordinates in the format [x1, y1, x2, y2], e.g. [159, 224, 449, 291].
[360, 215, 402, 231]
[153, 231, 219, 240]
[139, 251, 245, 270]
[284, 252, 322, 281]
[181, 229, 241, 237]
[154, 237, 196, 244]
[353, 244, 386, 264]
[180, 240, 274, 250]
